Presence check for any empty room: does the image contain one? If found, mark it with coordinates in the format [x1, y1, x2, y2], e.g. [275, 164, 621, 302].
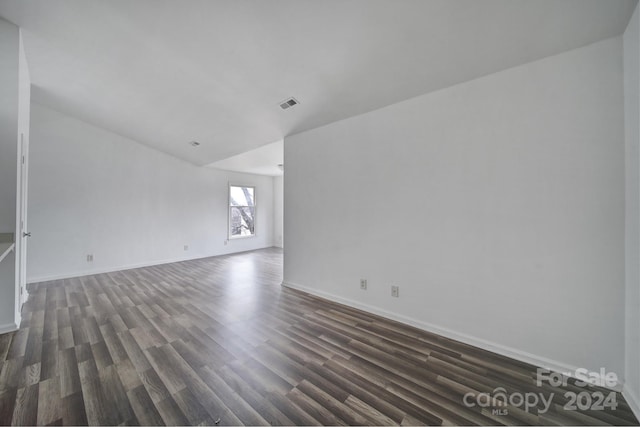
[0, 0, 639, 425]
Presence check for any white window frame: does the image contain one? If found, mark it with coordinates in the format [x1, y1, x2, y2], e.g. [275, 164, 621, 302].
[228, 184, 256, 239]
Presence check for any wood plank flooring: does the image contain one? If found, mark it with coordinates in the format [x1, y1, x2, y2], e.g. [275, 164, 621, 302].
[0, 247, 637, 426]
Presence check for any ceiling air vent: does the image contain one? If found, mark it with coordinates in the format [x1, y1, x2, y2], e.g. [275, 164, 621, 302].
[279, 97, 299, 110]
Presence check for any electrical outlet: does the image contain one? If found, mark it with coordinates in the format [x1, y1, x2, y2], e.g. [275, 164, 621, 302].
[391, 285, 399, 297]
[87, 254, 93, 262]
[360, 279, 367, 290]
[184, 245, 189, 251]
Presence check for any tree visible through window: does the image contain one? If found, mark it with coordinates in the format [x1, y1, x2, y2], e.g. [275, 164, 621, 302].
[229, 185, 255, 237]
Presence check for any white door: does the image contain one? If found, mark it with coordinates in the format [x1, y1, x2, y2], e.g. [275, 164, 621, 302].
[17, 133, 29, 306]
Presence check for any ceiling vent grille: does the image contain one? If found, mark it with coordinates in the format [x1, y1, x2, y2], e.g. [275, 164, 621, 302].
[279, 97, 299, 110]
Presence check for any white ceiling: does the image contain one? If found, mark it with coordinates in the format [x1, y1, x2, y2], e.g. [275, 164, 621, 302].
[209, 139, 283, 176]
[0, 0, 637, 168]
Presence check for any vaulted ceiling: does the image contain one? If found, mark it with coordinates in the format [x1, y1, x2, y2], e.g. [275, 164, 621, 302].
[0, 0, 636, 166]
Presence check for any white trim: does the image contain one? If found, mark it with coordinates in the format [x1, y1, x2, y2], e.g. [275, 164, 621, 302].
[14, 294, 22, 328]
[282, 280, 623, 392]
[0, 321, 18, 335]
[27, 246, 273, 284]
[624, 384, 640, 422]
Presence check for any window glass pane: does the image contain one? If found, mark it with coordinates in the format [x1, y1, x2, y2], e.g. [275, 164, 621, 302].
[230, 206, 255, 236]
[230, 186, 254, 206]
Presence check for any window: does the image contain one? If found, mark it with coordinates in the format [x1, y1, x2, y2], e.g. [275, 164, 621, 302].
[229, 185, 255, 238]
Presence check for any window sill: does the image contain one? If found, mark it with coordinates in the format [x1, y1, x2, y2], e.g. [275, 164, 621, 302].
[228, 235, 256, 240]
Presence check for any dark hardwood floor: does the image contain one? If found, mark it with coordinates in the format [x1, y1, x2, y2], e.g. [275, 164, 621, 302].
[0, 247, 637, 426]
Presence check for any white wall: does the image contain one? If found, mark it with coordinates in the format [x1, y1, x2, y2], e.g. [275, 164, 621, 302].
[624, 2, 640, 417]
[0, 18, 19, 331]
[273, 175, 283, 248]
[0, 18, 18, 234]
[28, 103, 274, 282]
[285, 38, 625, 378]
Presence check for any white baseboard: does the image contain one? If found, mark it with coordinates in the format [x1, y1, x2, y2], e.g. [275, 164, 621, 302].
[624, 383, 640, 422]
[28, 256, 202, 283]
[27, 246, 274, 284]
[0, 321, 18, 335]
[282, 281, 623, 392]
